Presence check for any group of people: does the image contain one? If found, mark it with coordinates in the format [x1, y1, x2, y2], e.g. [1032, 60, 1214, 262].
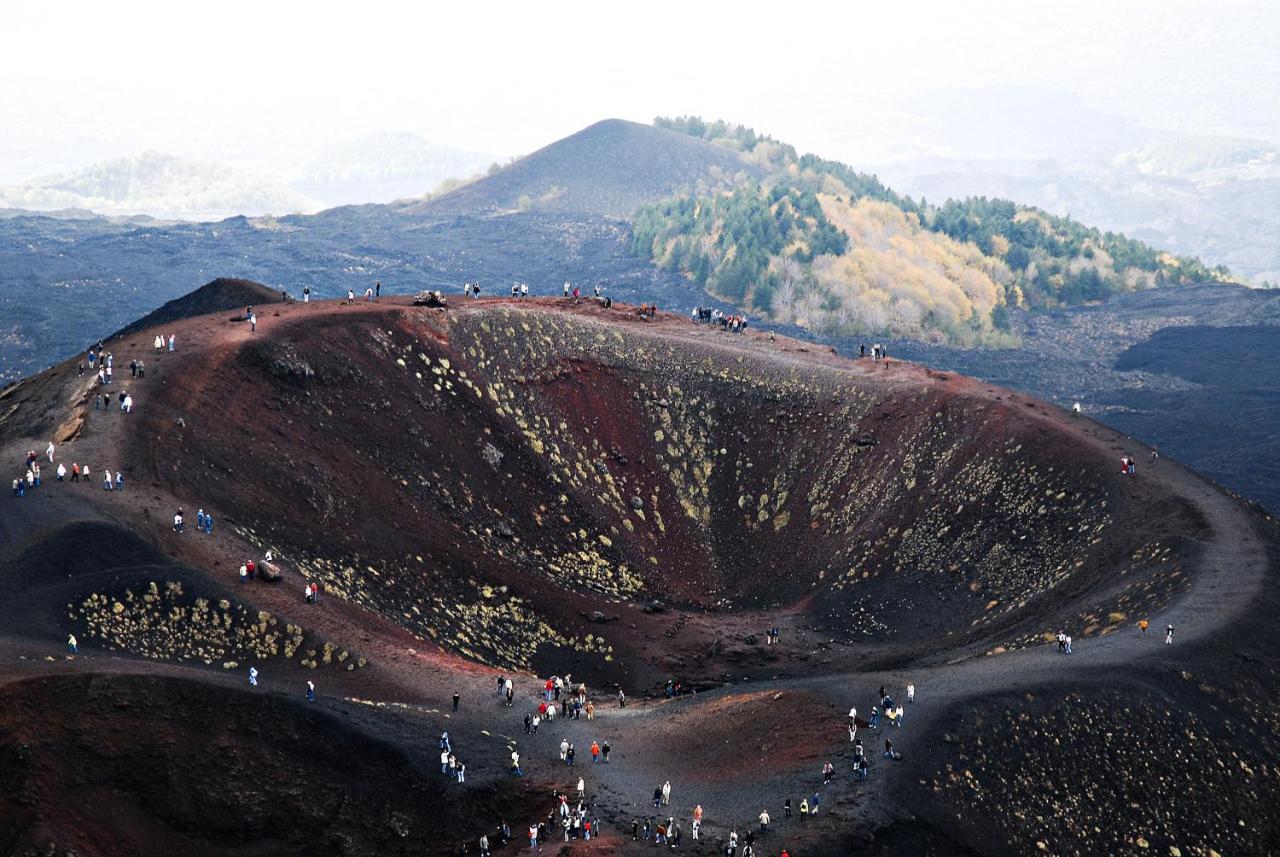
[173, 506, 214, 535]
[691, 306, 747, 331]
[845, 683, 916, 769]
[552, 788, 601, 842]
[1056, 630, 1075, 654]
[12, 446, 123, 496]
[94, 389, 134, 413]
[459, 279, 615, 304]
[85, 345, 140, 412]
[439, 731, 468, 783]
[858, 342, 889, 360]
[152, 333, 176, 353]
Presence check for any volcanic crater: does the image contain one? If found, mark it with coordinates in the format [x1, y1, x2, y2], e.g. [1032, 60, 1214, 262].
[0, 290, 1275, 856]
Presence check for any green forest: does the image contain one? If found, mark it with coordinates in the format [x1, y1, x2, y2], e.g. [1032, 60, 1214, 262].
[638, 116, 1231, 344]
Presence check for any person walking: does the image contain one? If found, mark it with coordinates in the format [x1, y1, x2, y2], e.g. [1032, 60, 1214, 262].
[67, 634, 78, 654]
[453, 691, 461, 712]
[907, 683, 915, 703]
[249, 666, 258, 686]
[662, 780, 671, 806]
[306, 680, 316, 702]
[759, 809, 770, 833]
[1166, 624, 1175, 645]
[1139, 619, 1149, 636]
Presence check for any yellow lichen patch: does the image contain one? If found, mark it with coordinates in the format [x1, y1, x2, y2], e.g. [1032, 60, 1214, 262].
[73, 583, 361, 670]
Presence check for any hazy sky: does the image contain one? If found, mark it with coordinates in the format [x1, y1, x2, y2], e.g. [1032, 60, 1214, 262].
[2, 0, 1276, 181]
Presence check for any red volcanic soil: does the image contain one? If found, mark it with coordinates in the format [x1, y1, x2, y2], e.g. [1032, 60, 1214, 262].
[0, 294, 1276, 856]
[640, 689, 844, 785]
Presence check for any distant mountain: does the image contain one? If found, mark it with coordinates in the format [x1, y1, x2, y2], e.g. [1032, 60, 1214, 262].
[410, 119, 757, 218]
[879, 128, 1280, 284]
[289, 131, 495, 207]
[634, 117, 1233, 346]
[0, 152, 319, 221]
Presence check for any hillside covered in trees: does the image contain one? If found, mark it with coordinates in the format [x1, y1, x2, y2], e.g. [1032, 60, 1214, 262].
[634, 117, 1232, 344]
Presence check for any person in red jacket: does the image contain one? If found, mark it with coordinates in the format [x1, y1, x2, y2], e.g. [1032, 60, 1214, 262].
[246, 559, 256, 580]
[590, 741, 601, 762]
